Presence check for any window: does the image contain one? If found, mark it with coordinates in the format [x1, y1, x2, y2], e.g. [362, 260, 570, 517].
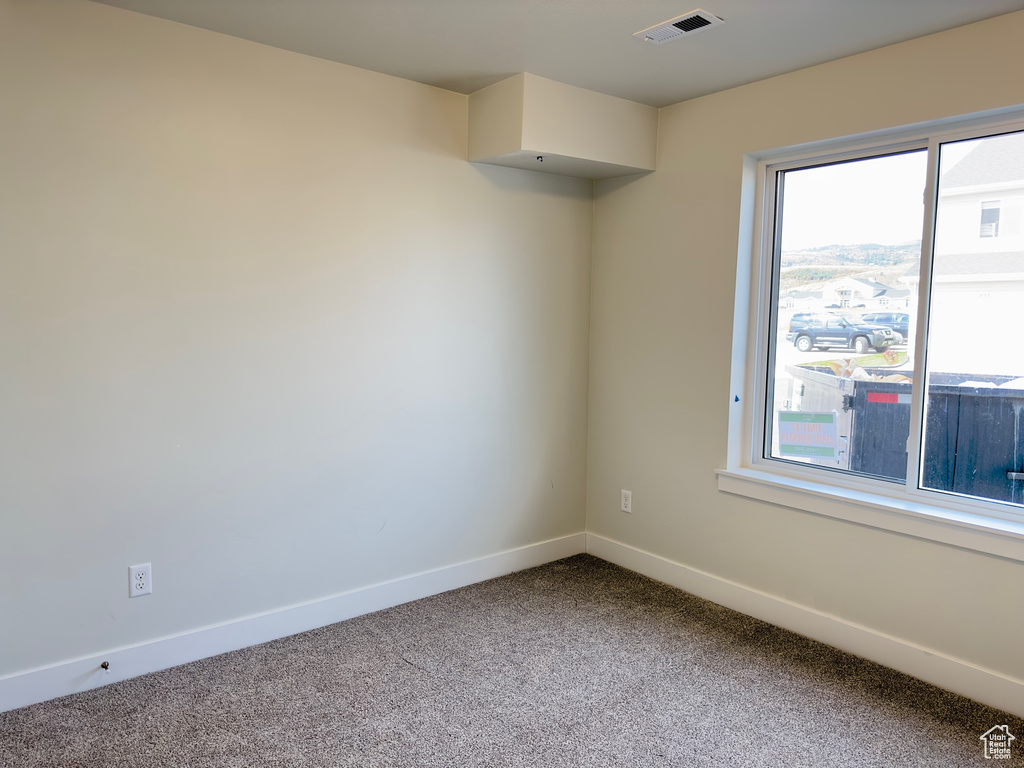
[980, 201, 1001, 237]
[722, 113, 1024, 559]
[765, 149, 925, 483]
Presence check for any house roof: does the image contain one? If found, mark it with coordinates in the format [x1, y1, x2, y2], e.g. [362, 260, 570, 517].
[935, 251, 1024, 276]
[940, 131, 1024, 189]
[850, 278, 892, 289]
[902, 262, 921, 279]
[839, 277, 893, 297]
[904, 251, 1024, 277]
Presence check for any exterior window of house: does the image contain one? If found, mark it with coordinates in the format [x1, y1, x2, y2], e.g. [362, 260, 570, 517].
[752, 124, 1024, 526]
[980, 201, 1000, 237]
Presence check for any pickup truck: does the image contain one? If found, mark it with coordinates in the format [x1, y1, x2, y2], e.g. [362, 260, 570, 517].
[786, 313, 899, 353]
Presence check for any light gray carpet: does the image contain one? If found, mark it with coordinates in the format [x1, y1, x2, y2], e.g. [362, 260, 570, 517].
[1, 555, 1020, 767]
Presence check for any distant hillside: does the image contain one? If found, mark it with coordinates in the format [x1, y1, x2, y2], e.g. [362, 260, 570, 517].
[780, 267, 861, 291]
[782, 241, 921, 267]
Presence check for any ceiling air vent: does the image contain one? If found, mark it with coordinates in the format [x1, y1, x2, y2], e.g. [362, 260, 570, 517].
[633, 9, 724, 45]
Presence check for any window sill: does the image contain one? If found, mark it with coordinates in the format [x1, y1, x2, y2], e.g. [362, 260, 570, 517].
[716, 467, 1024, 563]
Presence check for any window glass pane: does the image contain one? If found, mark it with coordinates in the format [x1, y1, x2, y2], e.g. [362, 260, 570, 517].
[767, 151, 926, 481]
[980, 201, 1001, 238]
[921, 131, 1024, 505]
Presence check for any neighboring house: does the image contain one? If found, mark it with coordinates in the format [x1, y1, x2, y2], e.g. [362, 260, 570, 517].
[876, 287, 911, 309]
[781, 280, 909, 314]
[908, 132, 1024, 376]
[780, 289, 823, 310]
[935, 134, 1024, 254]
[822, 276, 892, 308]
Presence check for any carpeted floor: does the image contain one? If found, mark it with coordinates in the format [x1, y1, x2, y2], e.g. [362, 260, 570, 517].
[1, 555, 1020, 767]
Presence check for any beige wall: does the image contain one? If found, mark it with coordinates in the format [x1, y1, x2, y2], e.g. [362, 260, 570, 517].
[588, 11, 1024, 684]
[0, 0, 591, 677]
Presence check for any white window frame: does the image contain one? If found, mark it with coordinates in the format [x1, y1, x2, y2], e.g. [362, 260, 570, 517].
[719, 107, 1024, 564]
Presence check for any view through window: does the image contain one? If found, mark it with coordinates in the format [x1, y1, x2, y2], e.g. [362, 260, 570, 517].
[922, 132, 1024, 505]
[767, 150, 926, 482]
[764, 129, 1024, 511]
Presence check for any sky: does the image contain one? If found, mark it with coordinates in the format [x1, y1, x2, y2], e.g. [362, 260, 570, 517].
[780, 150, 928, 252]
[778, 140, 987, 252]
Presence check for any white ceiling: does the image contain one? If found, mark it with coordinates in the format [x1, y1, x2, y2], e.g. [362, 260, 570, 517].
[91, 0, 1024, 108]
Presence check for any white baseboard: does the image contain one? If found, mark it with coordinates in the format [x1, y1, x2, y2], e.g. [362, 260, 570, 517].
[9, 531, 1020, 719]
[586, 532, 1024, 719]
[0, 533, 586, 714]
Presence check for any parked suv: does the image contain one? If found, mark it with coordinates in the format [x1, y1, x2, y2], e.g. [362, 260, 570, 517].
[786, 313, 898, 353]
[858, 311, 910, 341]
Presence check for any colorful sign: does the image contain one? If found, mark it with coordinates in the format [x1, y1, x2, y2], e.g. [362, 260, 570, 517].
[778, 411, 838, 459]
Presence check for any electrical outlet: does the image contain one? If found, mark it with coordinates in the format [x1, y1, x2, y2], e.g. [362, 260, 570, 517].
[129, 563, 152, 598]
[620, 489, 632, 514]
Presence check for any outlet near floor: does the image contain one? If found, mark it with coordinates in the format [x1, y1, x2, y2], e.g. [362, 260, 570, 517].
[129, 563, 152, 598]
[620, 490, 632, 514]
